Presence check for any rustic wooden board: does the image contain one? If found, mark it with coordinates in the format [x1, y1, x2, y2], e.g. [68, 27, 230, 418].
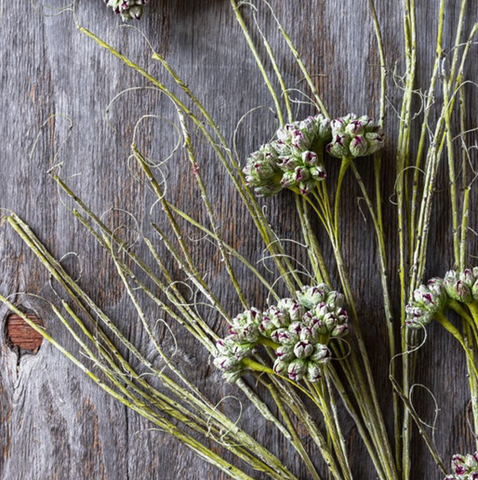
[1, 0, 477, 478]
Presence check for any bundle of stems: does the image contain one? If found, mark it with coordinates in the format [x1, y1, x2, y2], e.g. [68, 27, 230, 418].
[1, 1, 478, 479]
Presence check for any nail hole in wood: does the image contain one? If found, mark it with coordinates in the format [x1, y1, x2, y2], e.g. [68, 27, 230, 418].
[5, 312, 44, 353]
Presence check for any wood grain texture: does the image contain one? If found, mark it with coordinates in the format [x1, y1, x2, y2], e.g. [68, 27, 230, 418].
[1, 0, 477, 478]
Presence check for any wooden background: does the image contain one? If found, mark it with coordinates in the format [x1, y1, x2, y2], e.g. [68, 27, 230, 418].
[1, 0, 477, 478]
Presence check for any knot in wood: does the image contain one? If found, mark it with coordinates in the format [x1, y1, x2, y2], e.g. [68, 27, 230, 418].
[5, 312, 44, 353]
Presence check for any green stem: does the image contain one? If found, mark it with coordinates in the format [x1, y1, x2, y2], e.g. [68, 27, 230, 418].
[334, 156, 352, 239]
[435, 312, 478, 379]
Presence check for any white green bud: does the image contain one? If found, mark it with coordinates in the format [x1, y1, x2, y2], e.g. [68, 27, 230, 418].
[287, 358, 307, 381]
[215, 285, 344, 384]
[326, 114, 385, 159]
[276, 115, 331, 151]
[274, 115, 330, 195]
[273, 359, 288, 375]
[306, 362, 322, 382]
[310, 344, 331, 363]
[294, 340, 314, 359]
[275, 345, 295, 362]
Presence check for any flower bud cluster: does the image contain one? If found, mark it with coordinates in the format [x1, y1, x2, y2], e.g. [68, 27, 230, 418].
[444, 451, 478, 479]
[406, 268, 478, 329]
[104, 0, 148, 21]
[244, 113, 385, 198]
[406, 278, 447, 328]
[244, 115, 331, 197]
[326, 114, 385, 158]
[214, 285, 348, 383]
[274, 115, 331, 195]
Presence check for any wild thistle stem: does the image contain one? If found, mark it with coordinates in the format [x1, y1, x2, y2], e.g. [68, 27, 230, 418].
[389, 371, 447, 475]
[163, 202, 281, 301]
[255, 0, 329, 118]
[266, 382, 323, 480]
[229, 0, 284, 126]
[333, 156, 352, 239]
[132, 145, 233, 321]
[443, 75, 460, 268]
[459, 82, 470, 270]
[247, 6, 293, 124]
[177, 110, 249, 309]
[72, 203, 219, 350]
[435, 312, 478, 379]
[0, 299, 260, 480]
[296, 195, 325, 282]
[272, 378, 343, 480]
[323, 373, 354, 478]
[311, 184, 399, 480]
[78, 26, 301, 297]
[364, 0, 402, 461]
[328, 364, 387, 480]
[397, 0, 419, 472]
[310, 381, 353, 480]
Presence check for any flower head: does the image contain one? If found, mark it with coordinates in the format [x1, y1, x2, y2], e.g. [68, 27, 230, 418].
[406, 280, 447, 328]
[444, 451, 478, 479]
[444, 268, 478, 303]
[213, 285, 347, 383]
[275, 115, 330, 195]
[104, 0, 148, 21]
[243, 143, 283, 197]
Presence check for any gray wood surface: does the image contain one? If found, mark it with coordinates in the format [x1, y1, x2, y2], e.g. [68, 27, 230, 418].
[1, 0, 477, 478]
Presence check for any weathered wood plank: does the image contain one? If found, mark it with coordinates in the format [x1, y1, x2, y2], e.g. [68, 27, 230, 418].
[1, 0, 477, 478]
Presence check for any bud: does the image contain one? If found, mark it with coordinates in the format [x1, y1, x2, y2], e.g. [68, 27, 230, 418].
[213, 355, 235, 372]
[299, 326, 318, 342]
[326, 114, 385, 159]
[294, 340, 314, 359]
[270, 328, 287, 344]
[331, 324, 349, 338]
[312, 298, 349, 337]
[405, 304, 432, 328]
[275, 345, 295, 362]
[287, 359, 307, 381]
[273, 359, 288, 375]
[306, 362, 322, 382]
[258, 314, 276, 338]
[310, 344, 331, 363]
[326, 291, 345, 309]
[272, 115, 330, 195]
[276, 115, 331, 151]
